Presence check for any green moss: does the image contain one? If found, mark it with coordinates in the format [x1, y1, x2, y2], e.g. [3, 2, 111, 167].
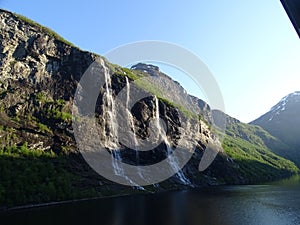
[55, 99, 66, 106]
[134, 78, 162, 95]
[112, 67, 142, 81]
[35, 92, 51, 103]
[46, 109, 72, 121]
[3, 126, 15, 133]
[61, 146, 73, 155]
[120, 68, 141, 80]
[12, 115, 20, 122]
[61, 112, 72, 121]
[38, 98, 71, 122]
[37, 123, 52, 134]
[158, 97, 197, 119]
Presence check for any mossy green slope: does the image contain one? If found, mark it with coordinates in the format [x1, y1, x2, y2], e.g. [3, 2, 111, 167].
[222, 121, 299, 183]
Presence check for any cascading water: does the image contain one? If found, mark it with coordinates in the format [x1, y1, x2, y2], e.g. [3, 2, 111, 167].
[125, 77, 139, 152]
[100, 59, 118, 149]
[154, 96, 191, 186]
[100, 61, 144, 189]
[99, 62, 190, 187]
[100, 59, 122, 176]
[125, 77, 145, 186]
[166, 140, 192, 186]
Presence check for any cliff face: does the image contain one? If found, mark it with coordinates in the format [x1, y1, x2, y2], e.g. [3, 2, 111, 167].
[0, 9, 225, 206]
[0, 9, 298, 208]
[0, 10, 97, 152]
[0, 8, 217, 176]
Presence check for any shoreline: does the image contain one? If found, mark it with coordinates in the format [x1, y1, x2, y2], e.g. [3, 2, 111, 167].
[1, 174, 299, 213]
[0, 185, 193, 213]
[0, 193, 138, 213]
[0, 186, 162, 213]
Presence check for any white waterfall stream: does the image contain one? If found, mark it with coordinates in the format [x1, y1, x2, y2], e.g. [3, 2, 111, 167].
[125, 77, 145, 188]
[166, 141, 192, 186]
[100, 59, 118, 149]
[100, 61, 190, 187]
[100, 59, 122, 176]
[125, 77, 139, 152]
[100, 61, 144, 189]
[154, 96, 191, 186]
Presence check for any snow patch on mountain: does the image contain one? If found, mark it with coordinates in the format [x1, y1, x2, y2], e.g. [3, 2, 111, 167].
[270, 91, 300, 113]
[268, 91, 300, 120]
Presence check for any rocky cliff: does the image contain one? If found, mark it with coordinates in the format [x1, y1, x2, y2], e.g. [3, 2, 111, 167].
[0, 9, 298, 208]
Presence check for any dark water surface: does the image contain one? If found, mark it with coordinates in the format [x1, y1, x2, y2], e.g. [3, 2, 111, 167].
[1, 176, 300, 225]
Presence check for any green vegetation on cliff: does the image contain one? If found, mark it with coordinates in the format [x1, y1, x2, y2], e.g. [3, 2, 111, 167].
[221, 122, 299, 183]
[0, 143, 97, 207]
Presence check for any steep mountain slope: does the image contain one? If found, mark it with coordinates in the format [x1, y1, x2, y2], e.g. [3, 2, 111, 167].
[0, 9, 298, 208]
[131, 63, 213, 123]
[252, 91, 300, 166]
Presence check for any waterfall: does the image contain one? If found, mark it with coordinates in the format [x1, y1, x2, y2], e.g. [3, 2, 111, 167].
[100, 59, 123, 177]
[99, 61, 190, 187]
[125, 77, 138, 152]
[154, 96, 191, 186]
[125, 77, 145, 188]
[166, 142, 192, 186]
[100, 59, 118, 149]
[100, 62, 144, 189]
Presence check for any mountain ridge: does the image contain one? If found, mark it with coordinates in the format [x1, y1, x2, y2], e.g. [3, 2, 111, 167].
[252, 91, 300, 166]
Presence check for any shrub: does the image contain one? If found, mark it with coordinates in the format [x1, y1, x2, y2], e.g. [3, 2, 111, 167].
[37, 123, 52, 134]
[35, 92, 51, 103]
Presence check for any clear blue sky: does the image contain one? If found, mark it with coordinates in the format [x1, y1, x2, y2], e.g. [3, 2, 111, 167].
[1, 0, 300, 122]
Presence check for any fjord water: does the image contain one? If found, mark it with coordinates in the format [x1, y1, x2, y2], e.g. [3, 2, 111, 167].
[1, 176, 299, 225]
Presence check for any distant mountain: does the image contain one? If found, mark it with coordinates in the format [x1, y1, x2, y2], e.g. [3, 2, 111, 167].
[252, 91, 300, 166]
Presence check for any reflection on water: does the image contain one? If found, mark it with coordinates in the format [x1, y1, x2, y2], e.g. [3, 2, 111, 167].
[1, 176, 300, 225]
